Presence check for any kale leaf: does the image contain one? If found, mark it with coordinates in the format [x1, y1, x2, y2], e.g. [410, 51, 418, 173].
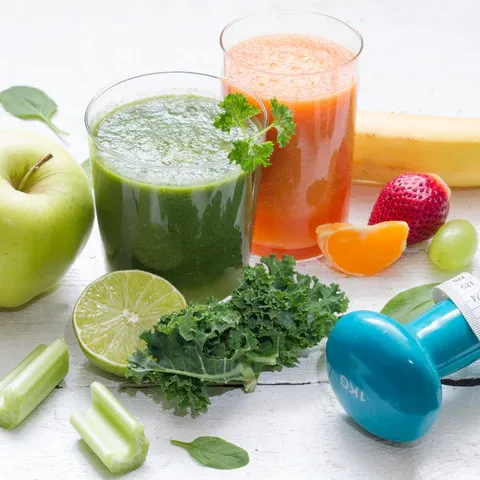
[126, 255, 348, 414]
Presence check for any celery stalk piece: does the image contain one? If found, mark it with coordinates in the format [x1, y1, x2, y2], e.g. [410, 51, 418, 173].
[70, 382, 150, 474]
[0, 338, 69, 429]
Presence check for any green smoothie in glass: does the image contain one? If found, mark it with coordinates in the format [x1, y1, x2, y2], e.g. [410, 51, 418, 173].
[86, 73, 266, 302]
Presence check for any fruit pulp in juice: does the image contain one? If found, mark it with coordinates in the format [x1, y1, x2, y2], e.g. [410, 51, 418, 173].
[225, 34, 357, 259]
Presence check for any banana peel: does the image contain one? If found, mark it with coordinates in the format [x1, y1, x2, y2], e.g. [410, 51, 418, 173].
[353, 111, 480, 187]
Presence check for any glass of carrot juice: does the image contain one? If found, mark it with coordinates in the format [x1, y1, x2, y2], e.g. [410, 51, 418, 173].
[221, 10, 363, 260]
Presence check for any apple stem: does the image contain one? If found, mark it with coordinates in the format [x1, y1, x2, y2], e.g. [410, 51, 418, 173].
[18, 153, 54, 192]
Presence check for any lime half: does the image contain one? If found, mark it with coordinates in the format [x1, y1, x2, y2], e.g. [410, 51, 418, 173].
[73, 270, 186, 376]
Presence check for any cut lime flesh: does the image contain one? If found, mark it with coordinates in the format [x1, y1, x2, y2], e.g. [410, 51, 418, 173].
[73, 270, 186, 376]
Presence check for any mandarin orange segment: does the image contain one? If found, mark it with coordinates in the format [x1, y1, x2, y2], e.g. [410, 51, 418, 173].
[318, 221, 409, 276]
[315, 223, 350, 255]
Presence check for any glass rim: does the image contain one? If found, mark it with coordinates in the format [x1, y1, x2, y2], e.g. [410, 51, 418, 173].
[220, 9, 364, 78]
[84, 70, 269, 172]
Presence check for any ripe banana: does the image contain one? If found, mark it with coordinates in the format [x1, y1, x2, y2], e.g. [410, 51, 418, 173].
[353, 111, 480, 187]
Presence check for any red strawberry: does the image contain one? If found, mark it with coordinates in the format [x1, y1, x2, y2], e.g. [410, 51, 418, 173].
[368, 173, 451, 245]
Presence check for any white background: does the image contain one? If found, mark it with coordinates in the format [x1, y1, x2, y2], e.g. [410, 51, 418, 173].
[1, 0, 480, 478]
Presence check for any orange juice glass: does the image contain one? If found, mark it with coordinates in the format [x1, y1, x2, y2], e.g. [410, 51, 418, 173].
[221, 10, 363, 259]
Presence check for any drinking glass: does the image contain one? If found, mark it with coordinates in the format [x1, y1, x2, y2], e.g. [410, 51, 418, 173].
[221, 10, 363, 259]
[86, 71, 267, 301]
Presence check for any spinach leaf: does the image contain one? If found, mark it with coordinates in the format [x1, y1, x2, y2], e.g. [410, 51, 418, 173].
[0, 86, 68, 136]
[381, 283, 439, 324]
[171, 436, 249, 470]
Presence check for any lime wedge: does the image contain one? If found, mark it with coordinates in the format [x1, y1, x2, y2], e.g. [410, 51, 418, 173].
[73, 270, 186, 376]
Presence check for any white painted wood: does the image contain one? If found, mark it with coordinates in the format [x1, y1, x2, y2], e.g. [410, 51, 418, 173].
[1, 0, 480, 478]
[1, 384, 480, 480]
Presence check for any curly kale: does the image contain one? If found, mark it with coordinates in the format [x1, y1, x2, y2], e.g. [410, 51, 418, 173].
[126, 255, 349, 414]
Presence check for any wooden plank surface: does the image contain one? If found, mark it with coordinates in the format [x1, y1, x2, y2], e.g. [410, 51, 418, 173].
[1, 0, 480, 478]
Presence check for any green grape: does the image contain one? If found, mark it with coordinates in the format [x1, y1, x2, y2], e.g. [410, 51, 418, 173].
[429, 219, 478, 271]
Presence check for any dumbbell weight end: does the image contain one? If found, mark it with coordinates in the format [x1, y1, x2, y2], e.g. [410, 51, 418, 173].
[326, 274, 480, 442]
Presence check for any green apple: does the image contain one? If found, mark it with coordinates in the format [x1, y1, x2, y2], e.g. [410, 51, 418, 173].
[0, 131, 94, 307]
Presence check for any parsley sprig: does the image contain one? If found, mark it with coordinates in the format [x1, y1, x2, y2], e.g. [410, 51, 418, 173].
[213, 93, 296, 172]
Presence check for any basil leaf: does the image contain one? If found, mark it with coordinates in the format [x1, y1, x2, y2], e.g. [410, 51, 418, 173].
[0, 86, 68, 136]
[81, 158, 92, 187]
[171, 436, 249, 470]
[381, 283, 439, 324]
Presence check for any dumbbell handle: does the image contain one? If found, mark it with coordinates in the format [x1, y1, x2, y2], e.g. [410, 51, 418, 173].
[406, 298, 480, 377]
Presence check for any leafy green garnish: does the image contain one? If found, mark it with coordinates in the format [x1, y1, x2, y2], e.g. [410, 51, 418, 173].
[270, 98, 296, 147]
[126, 255, 348, 415]
[214, 93, 296, 172]
[171, 436, 249, 470]
[0, 86, 68, 136]
[214, 94, 260, 133]
[228, 139, 274, 172]
[381, 283, 439, 325]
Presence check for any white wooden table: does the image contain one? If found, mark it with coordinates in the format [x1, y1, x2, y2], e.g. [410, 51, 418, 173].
[1, 1, 480, 478]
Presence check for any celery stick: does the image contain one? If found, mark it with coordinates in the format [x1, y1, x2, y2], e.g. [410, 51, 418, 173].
[0, 338, 69, 429]
[70, 382, 149, 474]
